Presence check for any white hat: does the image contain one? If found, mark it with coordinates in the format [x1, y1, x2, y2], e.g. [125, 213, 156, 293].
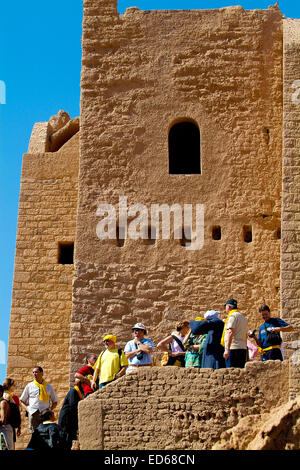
[204, 310, 220, 320]
[132, 323, 147, 334]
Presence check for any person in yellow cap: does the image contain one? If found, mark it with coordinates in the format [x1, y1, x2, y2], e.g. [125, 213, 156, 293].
[91, 335, 128, 389]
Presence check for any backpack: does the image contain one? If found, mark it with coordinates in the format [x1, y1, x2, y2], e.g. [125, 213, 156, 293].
[8, 401, 21, 429]
[264, 324, 282, 346]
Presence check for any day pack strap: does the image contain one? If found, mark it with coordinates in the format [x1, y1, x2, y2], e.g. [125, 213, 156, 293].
[171, 334, 185, 352]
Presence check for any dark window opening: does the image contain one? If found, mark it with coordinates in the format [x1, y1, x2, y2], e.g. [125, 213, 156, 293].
[212, 225, 221, 240]
[116, 226, 126, 247]
[169, 121, 201, 174]
[180, 226, 192, 247]
[276, 227, 281, 240]
[243, 225, 252, 243]
[58, 242, 74, 264]
[263, 127, 270, 145]
[143, 226, 156, 245]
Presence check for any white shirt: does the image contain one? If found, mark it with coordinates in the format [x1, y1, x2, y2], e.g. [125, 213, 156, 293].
[225, 311, 248, 350]
[20, 381, 58, 415]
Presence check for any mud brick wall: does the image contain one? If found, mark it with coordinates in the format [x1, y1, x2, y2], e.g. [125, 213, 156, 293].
[282, 19, 300, 359]
[78, 361, 290, 450]
[6, 133, 79, 448]
[71, 3, 283, 375]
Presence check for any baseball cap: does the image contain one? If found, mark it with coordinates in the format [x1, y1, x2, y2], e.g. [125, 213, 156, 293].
[132, 323, 147, 334]
[224, 298, 238, 308]
[103, 334, 117, 343]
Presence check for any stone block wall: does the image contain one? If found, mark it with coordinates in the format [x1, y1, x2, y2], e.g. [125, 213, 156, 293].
[282, 19, 300, 358]
[71, 3, 283, 376]
[6, 133, 79, 448]
[78, 361, 290, 450]
[5, 3, 300, 451]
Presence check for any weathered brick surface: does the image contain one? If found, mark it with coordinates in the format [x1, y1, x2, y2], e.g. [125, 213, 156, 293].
[72, 3, 283, 372]
[6, 133, 79, 448]
[78, 361, 291, 450]
[282, 19, 300, 358]
[6, 2, 300, 451]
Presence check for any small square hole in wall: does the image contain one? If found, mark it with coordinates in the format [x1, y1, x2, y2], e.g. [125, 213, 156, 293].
[180, 226, 192, 247]
[212, 225, 221, 240]
[276, 227, 281, 240]
[116, 226, 126, 247]
[58, 242, 74, 264]
[243, 225, 252, 243]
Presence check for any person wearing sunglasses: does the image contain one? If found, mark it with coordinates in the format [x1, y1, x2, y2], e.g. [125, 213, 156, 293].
[75, 353, 98, 397]
[124, 323, 154, 373]
[91, 335, 128, 389]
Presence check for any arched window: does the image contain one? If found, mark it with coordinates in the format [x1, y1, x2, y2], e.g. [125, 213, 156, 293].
[168, 120, 201, 174]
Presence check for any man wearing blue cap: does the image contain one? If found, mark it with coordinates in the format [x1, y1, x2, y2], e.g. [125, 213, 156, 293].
[221, 299, 248, 368]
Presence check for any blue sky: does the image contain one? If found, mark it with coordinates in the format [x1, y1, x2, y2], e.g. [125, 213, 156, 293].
[0, 0, 299, 384]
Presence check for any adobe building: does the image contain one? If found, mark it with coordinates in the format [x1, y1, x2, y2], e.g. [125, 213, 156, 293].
[6, 1, 300, 449]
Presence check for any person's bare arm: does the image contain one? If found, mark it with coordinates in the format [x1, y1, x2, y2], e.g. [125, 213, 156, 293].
[125, 350, 139, 359]
[137, 341, 153, 355]
[0, 400, 8, 424]
[224, 328, 234, 359]
[182, 329, 192, 346]
[91, 368, 99, 391]
[75, 372, 91, 386]
[115, 366, 127, 379]
[157, 336, 173, 353]
[50, 401, 57, 411]
[273, 325, 294, 333]
[20, 400, 29, 414]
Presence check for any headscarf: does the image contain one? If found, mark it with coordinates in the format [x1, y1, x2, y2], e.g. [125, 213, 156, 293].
[204, 310, 220, 320]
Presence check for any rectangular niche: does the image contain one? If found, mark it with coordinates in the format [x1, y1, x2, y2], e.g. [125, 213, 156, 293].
[243, 225, 252, 243]
[212, 225, 221, 240]
[180, 226, 192, 247]
[58, 242, 74, 264]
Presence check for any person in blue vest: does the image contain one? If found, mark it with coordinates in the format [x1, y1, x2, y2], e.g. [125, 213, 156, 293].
[189, 310, 226, 369]
[248, 304, 294, 361]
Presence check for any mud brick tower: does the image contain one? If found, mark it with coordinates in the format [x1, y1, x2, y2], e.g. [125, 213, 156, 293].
[6, 1, 300, 449]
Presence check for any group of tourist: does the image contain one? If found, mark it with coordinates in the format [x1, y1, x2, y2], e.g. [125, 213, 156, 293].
[0, 298, 294, 450]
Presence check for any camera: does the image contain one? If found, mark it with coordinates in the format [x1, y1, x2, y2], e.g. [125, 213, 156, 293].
[136, 351, 144, 360]
[248, 329, 257, 338]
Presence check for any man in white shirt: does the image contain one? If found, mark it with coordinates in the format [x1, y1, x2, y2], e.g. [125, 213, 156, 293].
[20, 366, 58, 432]
[222, 299, 248, 368]
[124, 323, 154, 373]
